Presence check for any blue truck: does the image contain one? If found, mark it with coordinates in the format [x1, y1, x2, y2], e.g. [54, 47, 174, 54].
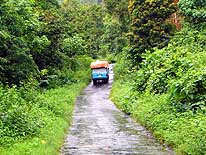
[90, 60, 109, 85]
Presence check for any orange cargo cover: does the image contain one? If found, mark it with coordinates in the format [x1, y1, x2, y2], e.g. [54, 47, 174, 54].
[90, 60, 109, 69]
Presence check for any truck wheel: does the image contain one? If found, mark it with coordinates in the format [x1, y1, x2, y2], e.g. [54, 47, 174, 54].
[93, 80, 97, 85]
[105, 78, 109, 83]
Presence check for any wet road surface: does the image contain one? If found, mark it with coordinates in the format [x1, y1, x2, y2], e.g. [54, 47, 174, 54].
[61, 64, 175, 155]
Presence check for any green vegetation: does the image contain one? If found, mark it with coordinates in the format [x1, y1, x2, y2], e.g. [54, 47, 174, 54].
[128, 0, 176, 65]
[0, 0, 127, 153]
[0, 0, 99, 154]
[111, 0, 206, 154]
[0, 74, 90, 155]
[1, 0, 206, 154]
[0, 0, 108, 86]
[0, 56, 92, 154]
[111, 82, 206, 154]
[179, 0, 206, 23]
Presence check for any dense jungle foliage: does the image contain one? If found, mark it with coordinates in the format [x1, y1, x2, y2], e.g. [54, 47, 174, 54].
[128, 0, 177, 65]
[1, 0, 206, 154]
[0, 0, 126, 154]
[111, 0, 206, 154]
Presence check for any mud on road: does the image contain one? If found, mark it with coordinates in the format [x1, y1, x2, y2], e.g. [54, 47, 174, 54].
[61, 64, 175, 155]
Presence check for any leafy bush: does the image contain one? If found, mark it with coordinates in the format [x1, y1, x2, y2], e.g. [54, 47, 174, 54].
[112, 63, 206, 155]
[111, 11, 206, 154]
[38, 55, 92, 89]
[0, 70, 90, 154]
[0, 86, 44, 146]
[61, 35, 86, 58]
[0, 58, 91, 149]
[131, 22, 206, 110]
[179, 0, 206, 23]
[169, 67, 206, 111]
[132, 47, 174, 93]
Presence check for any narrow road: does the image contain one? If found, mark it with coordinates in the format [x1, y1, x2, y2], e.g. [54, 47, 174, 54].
[61, 64, 175, 155]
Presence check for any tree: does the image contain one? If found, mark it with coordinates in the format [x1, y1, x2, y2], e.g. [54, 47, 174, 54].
[104, 0, 130, 32]
[0, 0, 43, 85]
[128, 0, 176, 65]
[0, 0, 67, 85]
[179, 0, 206, 23]
[100, 14, 128, 55]
[62, 1, 105, 58]
[61, 35, 85, 58]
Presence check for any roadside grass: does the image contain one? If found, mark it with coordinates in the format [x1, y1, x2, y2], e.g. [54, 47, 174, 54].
[0, 70, 90, 155]
[111, 67, 206, 155]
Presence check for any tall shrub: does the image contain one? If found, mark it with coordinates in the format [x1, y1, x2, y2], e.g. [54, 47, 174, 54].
[128, 0, 176, 65]
[0, 0, 46, 85]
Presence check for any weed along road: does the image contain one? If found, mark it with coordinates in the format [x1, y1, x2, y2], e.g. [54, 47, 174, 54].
[61, 64, 175, 155]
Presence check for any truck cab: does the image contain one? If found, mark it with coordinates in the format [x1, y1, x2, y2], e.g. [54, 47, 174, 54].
[90, 60, 109, 85]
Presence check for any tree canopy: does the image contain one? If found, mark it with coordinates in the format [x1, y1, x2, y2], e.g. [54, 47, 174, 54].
[179, 0, 206, 23]
[128, 0, 176, 65]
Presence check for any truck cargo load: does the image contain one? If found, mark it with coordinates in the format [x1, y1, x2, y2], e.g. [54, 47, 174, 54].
[90, 60, 109, 69]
